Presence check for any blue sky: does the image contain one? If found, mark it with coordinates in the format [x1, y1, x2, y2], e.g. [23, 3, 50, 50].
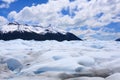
[0, 0, 48, 17]
[0, 0, 120, 40]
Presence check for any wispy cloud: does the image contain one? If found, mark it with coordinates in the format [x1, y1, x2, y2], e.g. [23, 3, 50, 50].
[0, 16, 8, 26]
[0, 0, 16, 8]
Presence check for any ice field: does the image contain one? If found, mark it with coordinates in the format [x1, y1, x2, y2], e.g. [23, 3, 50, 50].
[0, 39, 120, 80]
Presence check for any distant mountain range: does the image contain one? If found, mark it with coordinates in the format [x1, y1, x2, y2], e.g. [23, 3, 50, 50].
[0, 22, 82, 41]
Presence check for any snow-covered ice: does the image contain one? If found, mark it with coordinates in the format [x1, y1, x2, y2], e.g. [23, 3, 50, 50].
[0, 39, 120, 80]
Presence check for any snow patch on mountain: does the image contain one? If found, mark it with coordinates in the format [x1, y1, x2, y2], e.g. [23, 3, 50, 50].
[0, 23, 66, 34]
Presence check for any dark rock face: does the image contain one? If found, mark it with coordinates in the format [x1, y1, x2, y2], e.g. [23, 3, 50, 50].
[0, 31, 82, 41]
[115, 38, 120, 41]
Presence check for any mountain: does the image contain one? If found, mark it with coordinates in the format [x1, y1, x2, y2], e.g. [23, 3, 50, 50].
[115, 38, 120, 41]
[0, 22, 82, 41]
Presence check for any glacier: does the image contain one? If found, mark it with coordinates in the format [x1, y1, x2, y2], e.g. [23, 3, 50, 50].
[0, 39, 120, 80]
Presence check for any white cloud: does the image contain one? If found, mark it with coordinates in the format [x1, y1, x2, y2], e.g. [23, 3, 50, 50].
[0, 16, 8, 26]
[69, 25, 120, 40]
[8, 0, 120, 28]
[2, 0, 16, 4]
[0, 0, 16, 8]
[8, 0, 70, 27]
[8, 0, 120, 40]
[69, 28, 98, 40]
[0, 3, 8, 8]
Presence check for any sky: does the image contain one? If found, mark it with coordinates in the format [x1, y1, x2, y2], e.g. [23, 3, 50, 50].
[0, 0, 120, 40]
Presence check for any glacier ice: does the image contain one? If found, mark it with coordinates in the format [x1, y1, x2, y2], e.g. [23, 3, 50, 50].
[0, 40, 120, 80]
[6, 58, 23, 73]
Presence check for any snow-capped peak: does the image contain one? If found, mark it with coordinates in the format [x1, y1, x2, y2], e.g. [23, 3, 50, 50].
[0, 22, 66, 34]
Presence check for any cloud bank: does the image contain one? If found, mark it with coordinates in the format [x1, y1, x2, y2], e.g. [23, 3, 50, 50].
[8, 0, 120, 28]
[0, 0, 118, 40]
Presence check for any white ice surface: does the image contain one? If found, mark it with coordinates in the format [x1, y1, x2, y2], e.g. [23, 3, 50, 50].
[0, 40, 120, 80]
